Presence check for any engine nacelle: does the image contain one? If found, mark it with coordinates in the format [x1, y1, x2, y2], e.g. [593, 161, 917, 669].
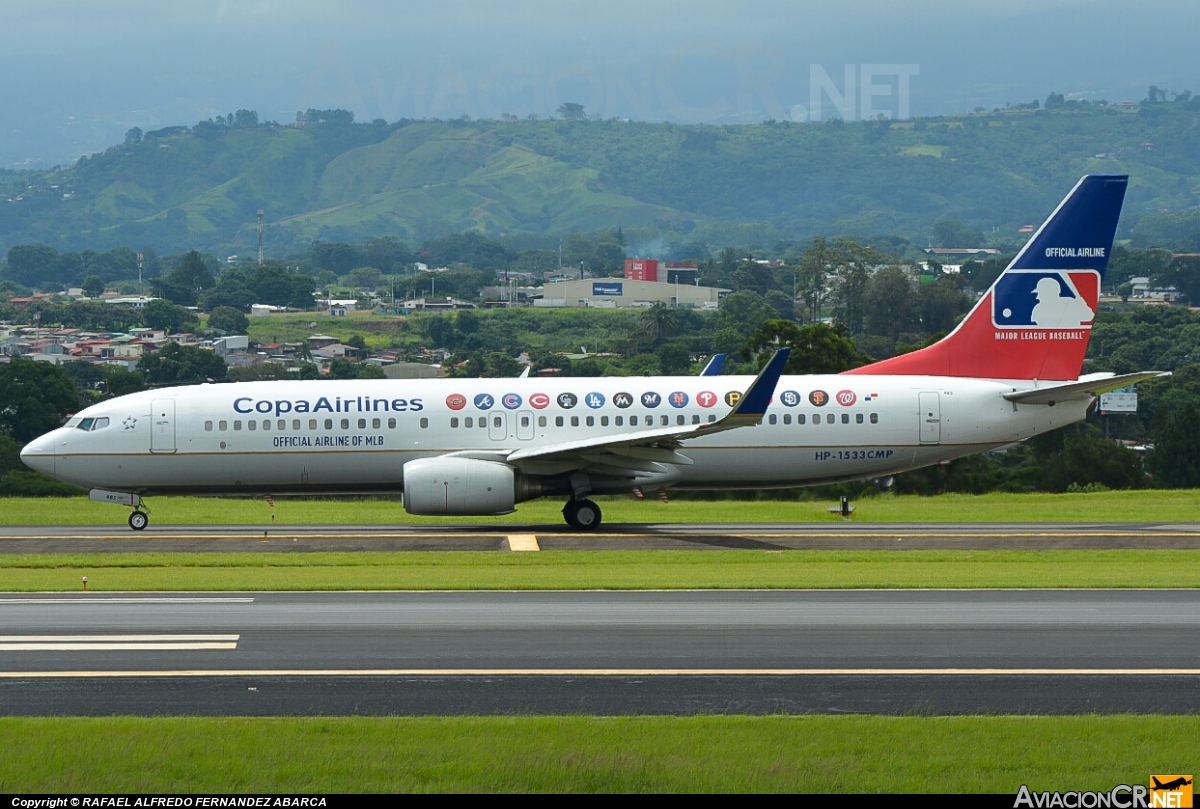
[402, 457, 519, 516]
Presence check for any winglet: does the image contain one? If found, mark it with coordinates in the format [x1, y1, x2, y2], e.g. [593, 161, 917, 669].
[699, 353, 726, 376]
[701, 348, 790, 431]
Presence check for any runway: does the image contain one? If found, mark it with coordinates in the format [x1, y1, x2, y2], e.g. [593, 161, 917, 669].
[2, 521, 1200, 552]
[2, 590, 1199, 715]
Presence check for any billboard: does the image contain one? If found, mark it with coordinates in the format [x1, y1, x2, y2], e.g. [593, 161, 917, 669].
[1099, 388, 1138, 413]
[592, 282, 623, 296]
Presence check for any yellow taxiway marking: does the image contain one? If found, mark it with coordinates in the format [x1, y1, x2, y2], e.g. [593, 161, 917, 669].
[2, 668, 1199, 678]
[506, 534, 541, 551]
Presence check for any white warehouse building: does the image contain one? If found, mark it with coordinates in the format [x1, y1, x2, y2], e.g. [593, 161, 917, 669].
[534, 279, 728, 309]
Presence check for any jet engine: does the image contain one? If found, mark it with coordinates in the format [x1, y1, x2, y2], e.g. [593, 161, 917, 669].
[402, 457, 544, 516]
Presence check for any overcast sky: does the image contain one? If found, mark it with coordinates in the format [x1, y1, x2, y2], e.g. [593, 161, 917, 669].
[2, 0, 1197, 167]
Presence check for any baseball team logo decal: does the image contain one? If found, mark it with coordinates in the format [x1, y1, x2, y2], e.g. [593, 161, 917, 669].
[529, 393, 550, 409]
[613, 392, 633, 408]
[668, 391, 689, 408]
[725, 391, 741, 407]
[836, 390, 857, 406]
[502, 393, 522, 410]
[473, 393, 494, 410]
[779, 390, 801, 407]
[585, 392, 605, 409]
[557, 392, 578, 409]
[446, 394, 466, 411]
[696, 391, 717, 408]
[641, 392, 661, 408]
[809, 390, 829, 407]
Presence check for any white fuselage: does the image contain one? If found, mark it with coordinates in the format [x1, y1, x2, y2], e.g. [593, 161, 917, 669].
[23, 374, 1088, 497]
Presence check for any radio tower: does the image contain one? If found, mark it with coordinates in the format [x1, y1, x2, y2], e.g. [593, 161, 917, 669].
[257, 209, 265, 266]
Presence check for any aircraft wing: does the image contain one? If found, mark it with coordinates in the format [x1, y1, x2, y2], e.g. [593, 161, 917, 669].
[503, 349, 789, 475]
[1002, 371, 1167, 405]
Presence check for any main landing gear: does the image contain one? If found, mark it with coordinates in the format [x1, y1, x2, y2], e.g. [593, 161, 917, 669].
[128, 510, 149, 531]
[562, 498, 602, 531]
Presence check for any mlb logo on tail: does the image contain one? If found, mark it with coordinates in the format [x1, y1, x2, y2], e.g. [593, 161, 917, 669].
[993, 270, 1099, 329]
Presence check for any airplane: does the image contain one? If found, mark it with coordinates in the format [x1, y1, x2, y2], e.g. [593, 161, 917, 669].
[21, 174, 1158, 532]
[1152, 777, 1192, 792]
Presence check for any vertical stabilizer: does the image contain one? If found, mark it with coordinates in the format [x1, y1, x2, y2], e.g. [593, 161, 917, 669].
[846, 174, 1128, 380]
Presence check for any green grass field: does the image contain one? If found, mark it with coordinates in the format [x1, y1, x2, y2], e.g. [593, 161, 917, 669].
[1, 716, 1194, 792]
[2, 550, 1199, 591]
[3, 489, 1199, 526]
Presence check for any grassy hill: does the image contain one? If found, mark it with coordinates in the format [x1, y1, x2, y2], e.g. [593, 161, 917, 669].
[3, 100, 1200, 256]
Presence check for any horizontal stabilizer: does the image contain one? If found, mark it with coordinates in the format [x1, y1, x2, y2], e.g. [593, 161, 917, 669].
[1002, 371, 1166, 405]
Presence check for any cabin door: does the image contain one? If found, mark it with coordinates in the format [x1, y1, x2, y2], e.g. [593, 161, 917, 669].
[150, 399, 176, 453]
[918, 392, 941, 445]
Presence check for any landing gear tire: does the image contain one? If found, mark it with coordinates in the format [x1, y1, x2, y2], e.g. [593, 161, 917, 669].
[128, 511, 148, 531]
[563, 498, 601, 531]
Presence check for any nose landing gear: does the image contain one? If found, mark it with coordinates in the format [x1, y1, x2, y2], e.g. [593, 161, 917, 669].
[128, 510, 149, 531]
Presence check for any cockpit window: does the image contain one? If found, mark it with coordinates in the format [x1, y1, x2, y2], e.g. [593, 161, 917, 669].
[91, 417, 110, 430]
[65, 417, 82, 428]
[77, 418, 95, 430]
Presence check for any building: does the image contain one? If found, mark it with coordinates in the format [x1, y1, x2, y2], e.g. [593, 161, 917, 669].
[624, 259, 659, 281]
[535, 278, 727, 309]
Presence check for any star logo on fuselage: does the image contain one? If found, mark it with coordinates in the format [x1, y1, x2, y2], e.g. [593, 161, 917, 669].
[123, 416, 137, 430]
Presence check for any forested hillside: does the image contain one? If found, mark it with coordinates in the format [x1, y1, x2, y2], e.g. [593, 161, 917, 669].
[2, 96, 1200, 257]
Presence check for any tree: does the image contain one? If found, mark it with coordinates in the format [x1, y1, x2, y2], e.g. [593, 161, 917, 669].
[863, 266, 918, 339]
[207, 306, 250, 335]
[344, 267, 382, 290]
[1149, 402, 1200, 487]
[124, 127, 143, 145]
[142, 299, 200, 333]
[5, 244, 60, 287]
[153, 251, 215, 306]
[931, 219, 986, 248]
[137, 343, 227, 386]
[81, 275, 105, 298]
[741, 320, 871, 375]
[0, 358, 81, 444]
[638, 302, 677, 345]
[556, 102, 587, 121]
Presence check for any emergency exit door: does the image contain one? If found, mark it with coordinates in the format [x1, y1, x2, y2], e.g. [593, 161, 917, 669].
[150, 399, 176, 453]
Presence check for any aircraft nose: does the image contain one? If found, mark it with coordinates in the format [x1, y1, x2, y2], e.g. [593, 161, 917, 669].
[20, 433, 57, 478]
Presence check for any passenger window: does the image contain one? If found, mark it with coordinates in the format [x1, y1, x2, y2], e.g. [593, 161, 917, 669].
[293, 419, 301, 430]
[372, 418, 380, 429]
[465, 417, 473, 428]
[600, 416, 608, 426]
[660, 415, 669, 426]
[630, 416, 638, 426]
[783, 414, 791, 425]
[358, 418, 366, 429]
[538, 416, 547, 427]
[234, 421, 242, 431]
[450, 417, 459, 428]
[278, 420, 286, 430]
[856, 413, 863, 424]
[556, 416, 564, 427]
[420, 418, 428, 428]
[78, 418, 95, 430]
[870, 413, 878, 424]
[219, 420, 228, 431]
[521, 416, 530, 427]
[692, 415, 700, 424]
[768, 414, 777, 425]
[248, 420, 257, 431]
[797, 414, 806, 425]
[812, 415, 820, 426]
[262, 420, 270, 431]
[615, 416, 623, 426]
[493, 416, 502, 428]
[570, 416, 579, 427]
[309, 419, 317, 430]
[827, 414, 835, 424]
[340, 418, 349, 429]
[388, 418, 396, 429]
[324, 419, 333, 430]
[204, 420, 213, 432]
[708, 415, 717, 423]
[841, 414, 849, 424]
[586, 416, 595, 427]
[677, 415, 685, 425]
